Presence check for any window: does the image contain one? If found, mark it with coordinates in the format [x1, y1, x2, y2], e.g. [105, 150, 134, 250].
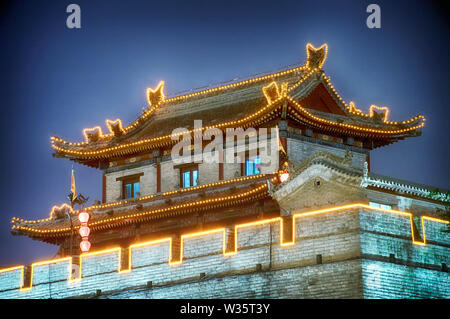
[245, 156, 261, 176]
[369, 202, 391, 210]
[124, 181, 140, 199]
[116, 173, 144, 200]
[180, 165, 199, 188]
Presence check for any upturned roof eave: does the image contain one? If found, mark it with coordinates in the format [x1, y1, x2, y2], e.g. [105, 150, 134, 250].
[11, 174, 277, 240]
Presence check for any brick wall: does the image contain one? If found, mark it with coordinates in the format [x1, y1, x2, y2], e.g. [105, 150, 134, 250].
[105, 165, 157, 202]
[287, 138, 366, 170]
[1, 208, 447, 299]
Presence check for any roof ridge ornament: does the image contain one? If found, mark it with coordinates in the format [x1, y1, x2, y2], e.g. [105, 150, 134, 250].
[82, 126, 103, 143]
[262, 81, 288, 104]
[262, 81, 280, 104]
[147, 80, 165, 107]
[369, 105, 389, 122]
[306, 43, 328, 70]
[106, 119, 125, 137]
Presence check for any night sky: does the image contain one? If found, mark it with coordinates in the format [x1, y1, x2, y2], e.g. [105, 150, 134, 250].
[0, 0, 448, 267]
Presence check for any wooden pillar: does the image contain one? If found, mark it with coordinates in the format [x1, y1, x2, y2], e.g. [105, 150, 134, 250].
[102, 174, 106, 203]
[219, 150, 224, 181]
[278, 120, 288, 155]
[156, 160, 161, 193]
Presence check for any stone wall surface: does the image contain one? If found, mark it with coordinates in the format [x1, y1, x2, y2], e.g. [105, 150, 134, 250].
[1, 208, 448, 299]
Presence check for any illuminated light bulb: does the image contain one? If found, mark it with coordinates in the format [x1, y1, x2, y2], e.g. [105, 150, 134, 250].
[80, 240, 91, 252]
[79, 226, 90, 237]
[78, 211, 90, 223]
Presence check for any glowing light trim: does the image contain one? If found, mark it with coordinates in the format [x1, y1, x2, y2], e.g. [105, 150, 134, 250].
[262, 82, 280, 104]
[51, 89, 423, 159]
[12, 183, 271, 235]
[3, 203, 448, 293]
[49, 203, 74, 219]
[0, 257, 74, 292]
[12, 174, 273, 225]
[51, 42, 424, 153]
[82, 126, 103, 143]
[106, 119, 125, 136]
[51, 65, 309, 148]
[306, 43, 328, 69]
[286, 96, 425, 135]
[50, 43, 323, 148]
[147, 81, 165, 107]
[369, 105, 390, 122]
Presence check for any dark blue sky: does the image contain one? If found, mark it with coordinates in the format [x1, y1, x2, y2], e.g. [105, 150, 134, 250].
[0, 0, 448, 267]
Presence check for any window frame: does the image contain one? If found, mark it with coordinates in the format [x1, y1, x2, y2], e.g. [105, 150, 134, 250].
[243, 155, 261, 176]
[176, 164, 199, 189]
[116, 172, 144, 200]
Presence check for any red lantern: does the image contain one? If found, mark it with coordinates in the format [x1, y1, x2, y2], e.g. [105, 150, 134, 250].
[79, 226, 90, 238]
[80, 240, 91, 252]
[78, 211, 90, 223]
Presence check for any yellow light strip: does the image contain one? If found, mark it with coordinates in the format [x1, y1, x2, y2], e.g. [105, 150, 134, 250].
[12, 174, 273, 225]
[51, 64, 308, 148]
[13, 257, 73, 291]
[52, 80, 424, 157]
[287, 96, 425, 135]
[50, 91, 286, 155]
[321, 74, 423, 126]
[124, 237, 172, 272]
[106, 119, 125, 136]
[4, 203, 448, 293]
[82, 126, 103, 143]
[146, 80, 165, 107]
[170, 229, 226, 266]
[262, 82, 280, 104]
[51, 42, 422, 152]
[421, 216, 449, 246]
[369, 105, 390, 122]
[163, 66, 306, 103]
[12, 183, 270, 234]
[0, 265, 24, 292]
[74, 247, 122, 281]
[306, 43, 328, 69]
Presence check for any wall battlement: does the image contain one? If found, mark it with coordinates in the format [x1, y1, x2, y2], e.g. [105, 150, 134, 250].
[0, 203, 448, 299]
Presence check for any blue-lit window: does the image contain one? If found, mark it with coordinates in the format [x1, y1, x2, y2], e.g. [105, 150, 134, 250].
[125, 183, 132, 199]
[118, 173, 143, 200]
[133, 182, 140, 198]
[181, 167, 198, 188]
[369, 202, 391, 210]
[123, 180, 140, 199]
[245, 156, 261, 176]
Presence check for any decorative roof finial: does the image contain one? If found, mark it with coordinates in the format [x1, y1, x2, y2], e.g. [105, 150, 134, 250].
[106, 119, 125, 137]
[306, 43, 328, 69]
[147, 81, 165, 107]
[262, 81, 280, 104]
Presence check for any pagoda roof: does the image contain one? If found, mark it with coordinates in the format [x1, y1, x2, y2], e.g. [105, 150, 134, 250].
[51, 43, 425, 168]
[11, 174, 276, 244]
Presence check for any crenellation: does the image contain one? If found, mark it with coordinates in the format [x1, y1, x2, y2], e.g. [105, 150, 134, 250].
[2, 206, 448, 298]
